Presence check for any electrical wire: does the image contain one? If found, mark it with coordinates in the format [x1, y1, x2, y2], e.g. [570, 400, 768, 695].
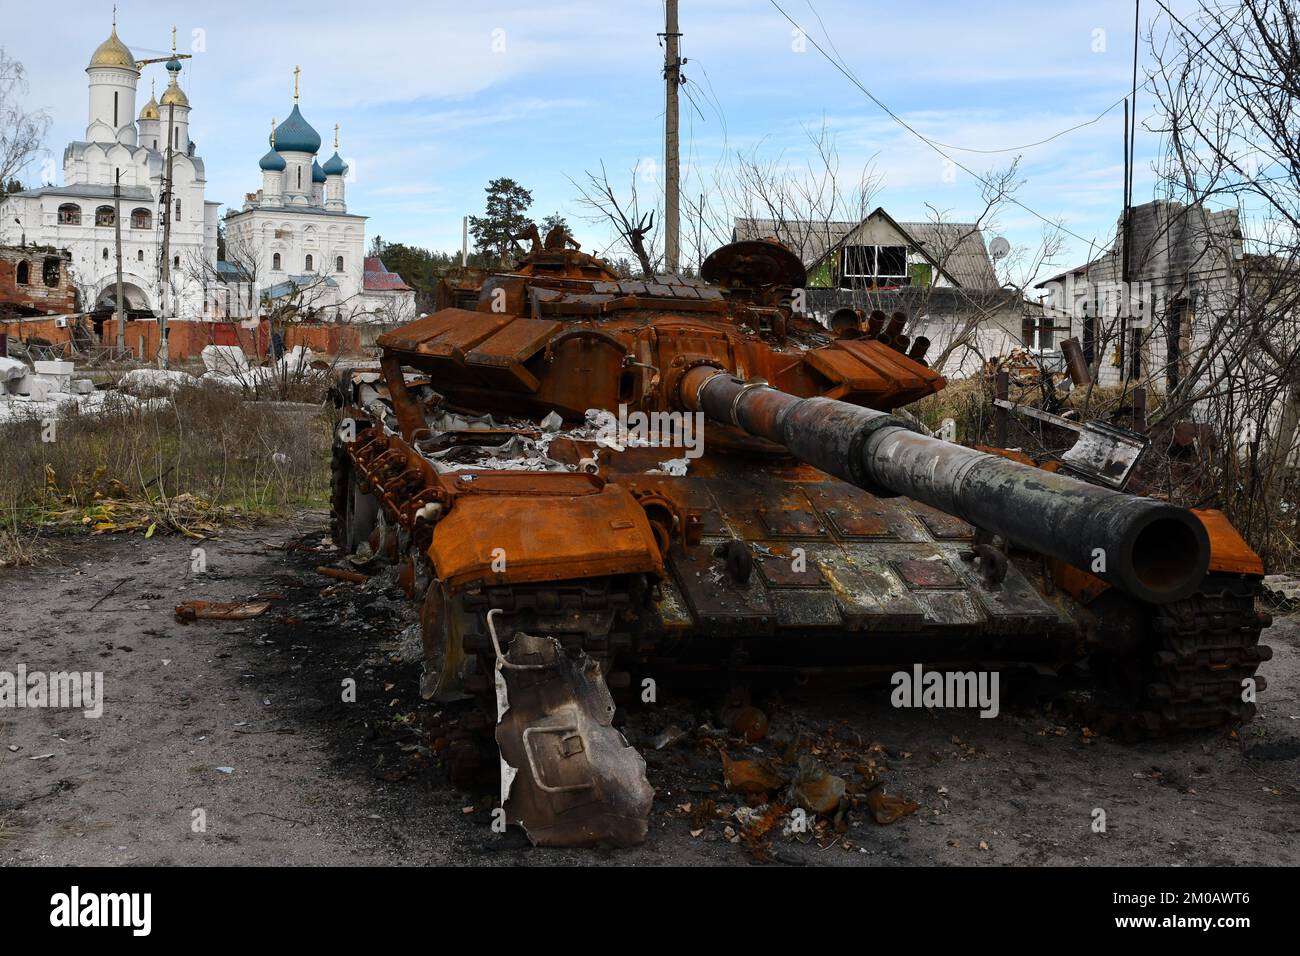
[769, 0, 1108, 249]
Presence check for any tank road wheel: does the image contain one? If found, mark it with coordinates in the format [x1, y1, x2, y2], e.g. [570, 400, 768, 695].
[419, 584, 473, 704]
[329, 433, 351, 548]
[329, 433, 379, 554]
[419, 583, 485, 789]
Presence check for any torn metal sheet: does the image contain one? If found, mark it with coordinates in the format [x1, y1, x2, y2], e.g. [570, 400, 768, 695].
[489, 611, 652, 848]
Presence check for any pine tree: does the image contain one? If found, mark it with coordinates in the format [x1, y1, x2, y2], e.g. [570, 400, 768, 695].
[468, 178, 533, 266]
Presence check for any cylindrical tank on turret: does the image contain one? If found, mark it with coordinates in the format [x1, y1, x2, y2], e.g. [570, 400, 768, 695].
[679, 368, 1209, 605]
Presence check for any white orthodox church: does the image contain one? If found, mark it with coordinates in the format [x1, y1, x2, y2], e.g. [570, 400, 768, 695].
[0, 24, 218, 320]
[222, 76, 415, 325]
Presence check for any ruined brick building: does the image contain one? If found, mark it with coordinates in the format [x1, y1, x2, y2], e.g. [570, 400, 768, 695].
[0, 245, 76, 317]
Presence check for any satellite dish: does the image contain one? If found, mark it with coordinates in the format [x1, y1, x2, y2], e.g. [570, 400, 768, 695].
[989, 236, 1011, 260]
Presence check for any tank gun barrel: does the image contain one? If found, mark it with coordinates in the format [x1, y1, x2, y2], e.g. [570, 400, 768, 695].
[679, 368, 1209, 605]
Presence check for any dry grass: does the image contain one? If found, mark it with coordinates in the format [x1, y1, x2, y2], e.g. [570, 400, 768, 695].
[0, 380, 335, 565]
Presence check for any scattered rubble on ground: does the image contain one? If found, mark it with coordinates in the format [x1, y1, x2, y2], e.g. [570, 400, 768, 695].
[0, 346, 328, 424]
[1263, 574, 1300, 611]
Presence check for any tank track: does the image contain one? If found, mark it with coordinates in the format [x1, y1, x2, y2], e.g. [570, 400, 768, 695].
[1138, 574, 1272, 734]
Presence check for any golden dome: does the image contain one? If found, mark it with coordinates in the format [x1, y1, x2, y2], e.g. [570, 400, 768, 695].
[88, 28, 137, 71]
[160, 81, 189, 109]
[139, 94, 160, 121]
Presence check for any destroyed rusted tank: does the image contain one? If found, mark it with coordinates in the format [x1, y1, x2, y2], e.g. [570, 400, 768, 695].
[330, 230, 1272, 846]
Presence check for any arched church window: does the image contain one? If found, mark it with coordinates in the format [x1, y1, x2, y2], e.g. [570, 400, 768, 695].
[137, 250, 144, 261]
[57, 204, 81, 225]
[335, 256, 344, 273]
[15, 261, 29, 285]
[102, 248, 109, 260]
[114, 91, 119, 127]
[130, 208, 151, 229]
[43, 258, 61, 287]
[305, 254, 313, 271]
[272, 253, 281, 271]
[174, 255, 180, 269]
[174, 199, 181, 222]
[95, 206, 115, 227]
[297, 166, 302, 189]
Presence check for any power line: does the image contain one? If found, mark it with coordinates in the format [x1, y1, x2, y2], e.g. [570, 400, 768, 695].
[797, 0, 1129, 155]
[769, 0, 1107, 249]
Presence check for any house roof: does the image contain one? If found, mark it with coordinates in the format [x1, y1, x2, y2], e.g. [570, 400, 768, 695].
[6, 183, 154, 202]
[363, 256, 412, 292]
[265, 275, 338, 299]
[733, 208, 999, 288]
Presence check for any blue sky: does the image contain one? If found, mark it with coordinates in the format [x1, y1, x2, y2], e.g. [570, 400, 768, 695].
[11, 0, 1191, 280]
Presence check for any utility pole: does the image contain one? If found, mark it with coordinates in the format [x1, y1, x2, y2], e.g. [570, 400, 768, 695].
[150, 26, 192, 368]
[159, 98, 175, 367]
[113, 168, 126, 352]
[462, 215, 469, 268]
[662, 0, 681, 275]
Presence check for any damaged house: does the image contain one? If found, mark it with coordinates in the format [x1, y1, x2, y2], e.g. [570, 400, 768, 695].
[0, 245, 77, 318]
[1032, 199, 1247, 392]
[733, 208, 1025, 377]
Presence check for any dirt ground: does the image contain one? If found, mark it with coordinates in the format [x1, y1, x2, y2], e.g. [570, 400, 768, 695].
[2, 515, 1297, 867]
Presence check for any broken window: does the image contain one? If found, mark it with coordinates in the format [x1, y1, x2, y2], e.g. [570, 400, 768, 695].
[15, 260, 29, 284]
[840, 245, 910, 289]
[1166, 299, 1192, 391]
[130, 208, 151, 229]
[57, 204, 81, 225]
[1021, 315, 1061, 351]
[95, 205, 115, 227]
[43, 257, 61, 287]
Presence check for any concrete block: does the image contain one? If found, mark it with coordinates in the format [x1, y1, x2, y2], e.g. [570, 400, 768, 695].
[201, 344, 250, 375]
[14, 375, 52, 401]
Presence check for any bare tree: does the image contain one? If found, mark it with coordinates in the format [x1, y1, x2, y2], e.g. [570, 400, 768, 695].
[571, 161, 661, 277]
[1073, 0, 1300, 565]
[0, 49, 49, 188]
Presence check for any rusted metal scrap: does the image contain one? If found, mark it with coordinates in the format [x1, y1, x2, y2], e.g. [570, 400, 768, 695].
[175, 600, 271, 624]
[490, 612, 652, 847]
